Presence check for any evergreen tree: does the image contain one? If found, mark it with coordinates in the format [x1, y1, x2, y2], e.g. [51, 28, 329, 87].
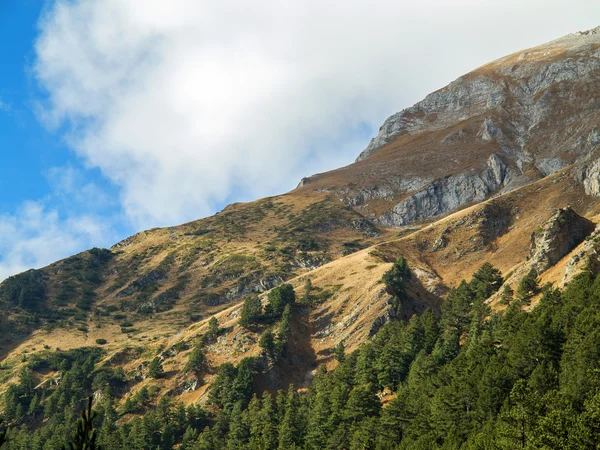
[181, 426, 198, 450]
[208, 316, 219, 336]
[470, 262, 503, 299]
[334, 342, 346, 363]
[226, 401, 249, 450]
[442, 280, 474, 333]
[195, 427, 217, 450]
[302, 278, 313, 305]
[259, 329, 276, 356]
[517, 268, 539, 303]
[278, 386, 301, 449]
[267, 284, 296, 317]
[147, 357, 164, 379]
[344, 384, 381, 426]
[239, 296, 263, 328]
[501, 284, 514, 305]
[382, 256, 411, 299]
[186, 344, 206, 373]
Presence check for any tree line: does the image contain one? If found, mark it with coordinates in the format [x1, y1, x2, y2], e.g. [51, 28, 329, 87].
[4, 258, 600, 448]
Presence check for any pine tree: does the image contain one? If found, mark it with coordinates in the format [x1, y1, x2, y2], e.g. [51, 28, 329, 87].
[344, 384, 381, 426]
[147, 357, 164, 379]
[267, 284, 296, 317]
[63, 396, 100, 450]
[442, 280, 474, 333]
[276, 304, 292, 354]
[208, 316, 219, 336]
[239, 296, 263, 327]
[186, 344, 206, 373]
[349, 417, 378, 450]
[278, 386, 301, 449]
[181, 426, 199, 450]
[259, 329, 276, 356]
[501, 284, 514, 305]
[517, 268, 539, 304]
[334, 342, 346, 363]
[226, 401, 249, 450]
[499, 379, 538, 449]
[28, 393, 40, 417]
[470, 262, 503, 299]
[195, 427, 217, 450]
[302, 278, 313, 305]
[305, 388, 331, 449]
[382, 256, 411, 299]
[159, 423, 175, 450]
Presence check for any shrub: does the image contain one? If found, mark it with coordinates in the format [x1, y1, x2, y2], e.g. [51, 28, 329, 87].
[95, 339, 107, 345]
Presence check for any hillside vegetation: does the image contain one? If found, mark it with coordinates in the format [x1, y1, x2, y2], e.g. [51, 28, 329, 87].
[2, 27, 600, 449]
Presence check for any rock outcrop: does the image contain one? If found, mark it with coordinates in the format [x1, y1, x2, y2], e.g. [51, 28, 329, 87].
[376, 154, 510, 226]
[529, 206, 595, 273]
[562, 225, 600, 285]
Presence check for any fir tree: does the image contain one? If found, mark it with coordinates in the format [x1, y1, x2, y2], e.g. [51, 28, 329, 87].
[267, 284, 296, 317]
[185, 344, 206, 373]
[382, 256, 411, 299]
[208, 316, 219, 336]
[147, 357, 164, 379]
[334, 342, 346, 363]
[259, 329, 275, 356]
[239, 296, 263, 328]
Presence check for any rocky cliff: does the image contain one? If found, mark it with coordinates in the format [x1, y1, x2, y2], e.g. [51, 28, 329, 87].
[298, 26, 600, 226]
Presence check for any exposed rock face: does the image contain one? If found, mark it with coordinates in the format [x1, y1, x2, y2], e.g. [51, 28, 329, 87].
[562, 225, 600, 284]
[358, 29, 600, 162]
[579, 150, 600, 196]
[293, 27, 600, 227]
[377, 154, 509, 226]
[529, 206, 595, 273]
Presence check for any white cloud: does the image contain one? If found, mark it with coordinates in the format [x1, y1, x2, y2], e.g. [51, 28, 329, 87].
[33, 0, 600, 229]
[0, 202, 110, 281]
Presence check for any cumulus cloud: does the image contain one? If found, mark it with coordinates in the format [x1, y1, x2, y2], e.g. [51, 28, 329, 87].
[33, 0, 600, 229]
[0, 202, 110, 281]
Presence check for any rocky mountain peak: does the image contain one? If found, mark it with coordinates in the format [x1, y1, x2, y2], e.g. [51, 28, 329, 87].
[287, 28, 600, 228]
[357, 28, 600, 163]
[575, 25, 600, 36]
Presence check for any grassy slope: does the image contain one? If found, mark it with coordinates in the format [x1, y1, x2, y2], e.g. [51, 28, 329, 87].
[1, 164, 598, 411]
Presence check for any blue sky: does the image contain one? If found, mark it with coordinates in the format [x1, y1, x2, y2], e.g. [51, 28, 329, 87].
[0, 1, 127, 280]
[1, 0, 600, 280]
[0, 1, 65, 209]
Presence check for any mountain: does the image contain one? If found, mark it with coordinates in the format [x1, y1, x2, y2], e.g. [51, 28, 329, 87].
[300, 26, 600, 226]
[2, 27, 600, 448]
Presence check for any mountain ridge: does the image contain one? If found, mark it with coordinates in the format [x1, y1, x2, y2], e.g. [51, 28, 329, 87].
[2, 27, 600, 431]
